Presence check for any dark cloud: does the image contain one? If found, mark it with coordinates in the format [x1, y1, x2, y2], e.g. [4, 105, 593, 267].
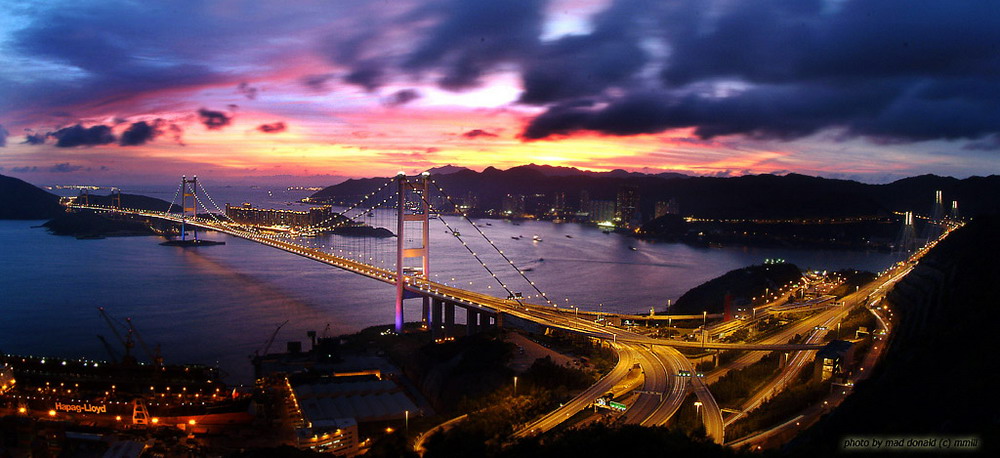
[345, 61, 385, 92]
[521, 0, 1000, 143]
[0, 124, 8, 147]
[3, 3, 226, 118]
[462, 129, 498, 139]
[49, 163, 84, 173]
[328, 0, 545, 91]
[257, 122, 287, 133]
[50, 124, 115, 147]
[10, 166, 39, 173]
[383, 89, 421, 107]
[301, 73, 337, 91]
[119, 121, 159, 146]
[402, 0, 544, 89]
[519, 0, 654, 104]
[23, 132, 47, 145]
[237, 82, 258, 100]
[197, 108, 232, 130]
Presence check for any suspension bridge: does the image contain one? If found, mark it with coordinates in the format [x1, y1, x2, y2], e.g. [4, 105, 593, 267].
[66, 173, 824, 352]
[65, 172, 958, 444]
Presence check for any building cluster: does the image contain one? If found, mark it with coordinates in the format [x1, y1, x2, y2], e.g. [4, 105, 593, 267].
[225, 203, 337, 228]
[257, 337, 424, 457]
[462, 186, 681, 229]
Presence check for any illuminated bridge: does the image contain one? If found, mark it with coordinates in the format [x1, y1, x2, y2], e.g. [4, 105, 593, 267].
[69, 174, 823, 353]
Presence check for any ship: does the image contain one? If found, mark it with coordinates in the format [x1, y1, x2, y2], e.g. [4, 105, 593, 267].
[0, 354, 252, 432]
[0, 309, 252, 432]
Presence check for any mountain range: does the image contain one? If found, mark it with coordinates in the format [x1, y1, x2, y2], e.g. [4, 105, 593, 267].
[311, 166, 1000, 220]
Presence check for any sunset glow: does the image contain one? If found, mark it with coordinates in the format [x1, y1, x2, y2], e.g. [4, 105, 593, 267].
[2, 0, 999, 186]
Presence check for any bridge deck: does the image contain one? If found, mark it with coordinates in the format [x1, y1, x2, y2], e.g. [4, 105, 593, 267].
[73, 205, 823, 351]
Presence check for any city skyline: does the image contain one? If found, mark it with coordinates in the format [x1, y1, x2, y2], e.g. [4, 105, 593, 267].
[3, 0, 1000, 186]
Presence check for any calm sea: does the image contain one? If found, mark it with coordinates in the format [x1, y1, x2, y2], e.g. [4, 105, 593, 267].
[1, 185, 902, 383]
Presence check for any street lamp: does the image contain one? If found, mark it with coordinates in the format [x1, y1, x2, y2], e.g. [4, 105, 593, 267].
[702, 311, 707, 349]
[405, 410, 409, 434]
[694, 400, 703, 417]
[513, 376, 518, 396]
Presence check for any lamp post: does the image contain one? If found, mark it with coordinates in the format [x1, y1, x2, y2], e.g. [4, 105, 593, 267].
[513, 376, 518, 396]
[702, 310, 707, 349]
[405, 410, 409, 434]
[694, 400, 702, 417]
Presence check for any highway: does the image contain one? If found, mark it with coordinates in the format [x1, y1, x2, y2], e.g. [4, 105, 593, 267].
[622, 344, 674, 425]
[512, 342, 639, 438]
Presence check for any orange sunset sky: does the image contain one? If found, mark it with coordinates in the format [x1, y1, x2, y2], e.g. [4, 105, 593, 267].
[1, 0, 999, 186]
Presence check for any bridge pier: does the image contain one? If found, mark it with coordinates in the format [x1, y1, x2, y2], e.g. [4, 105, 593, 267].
[431, 298, 443, 340]
[467, 308, 479, 336]
[422, 297, 430, 329]
[444, 302, 456, 337]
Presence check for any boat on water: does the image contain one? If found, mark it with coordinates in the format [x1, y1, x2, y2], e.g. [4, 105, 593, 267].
[565, 235, 573, 238]
[629, 246, 638, 251]
[532, 235, 542, 242]
[511, 236, 522, 240]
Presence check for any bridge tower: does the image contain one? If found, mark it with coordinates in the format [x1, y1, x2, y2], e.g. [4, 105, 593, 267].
[180, 175, 199, 241]
[395, 172, 431, 333]
[112, 187, 122, 209]
[950, 200, 959, 220]
[932, 190, 945, 221]
[922, 190, 945, 241]
[895, 211, 916, 254]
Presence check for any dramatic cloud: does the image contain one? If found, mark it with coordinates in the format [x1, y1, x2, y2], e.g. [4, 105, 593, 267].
[382, 89, 421, 107]
[237, 82, 258, 100]
[0, 124, 8, 147]
[401, 0, 544, 89]
[119, 121, 159, 146]
[198, 108, 232, 130]
[50, 124, 115, 147]
[522, 0, 1000, 143]
[329, 0, 545, 91]
[519, 0, 653, 105]
[257, 122, 287, 133]
[462, 129, 498, 139]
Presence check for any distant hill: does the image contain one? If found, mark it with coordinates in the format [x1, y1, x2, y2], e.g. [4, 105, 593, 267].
[84, 193, 177, 213]
[671, 263, 802, 315]
[311, 168, 1000, 220]
[425, 164, 471, 175]
[0, 174, 62, 219]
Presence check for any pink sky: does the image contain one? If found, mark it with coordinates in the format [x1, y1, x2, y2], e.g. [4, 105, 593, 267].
[2, 0, 998, 186]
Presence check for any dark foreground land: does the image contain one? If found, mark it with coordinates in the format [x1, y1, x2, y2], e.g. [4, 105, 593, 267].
[787, 215, 1000, 456]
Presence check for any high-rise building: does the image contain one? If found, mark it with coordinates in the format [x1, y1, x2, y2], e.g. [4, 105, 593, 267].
[616, 185, 640, 226]
[550, 192, 566, 216]
[502, 194, 526, 217]
[459, 191, 479, 213]
[589, 200, 615, 223]
[654, 198, 679, 219]
[579, 190, 590, 213]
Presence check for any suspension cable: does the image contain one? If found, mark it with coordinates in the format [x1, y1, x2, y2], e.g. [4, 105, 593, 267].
[308, 178, 394, 229]
[427, 179, 557, 307]
[416, 193, 525, 308]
